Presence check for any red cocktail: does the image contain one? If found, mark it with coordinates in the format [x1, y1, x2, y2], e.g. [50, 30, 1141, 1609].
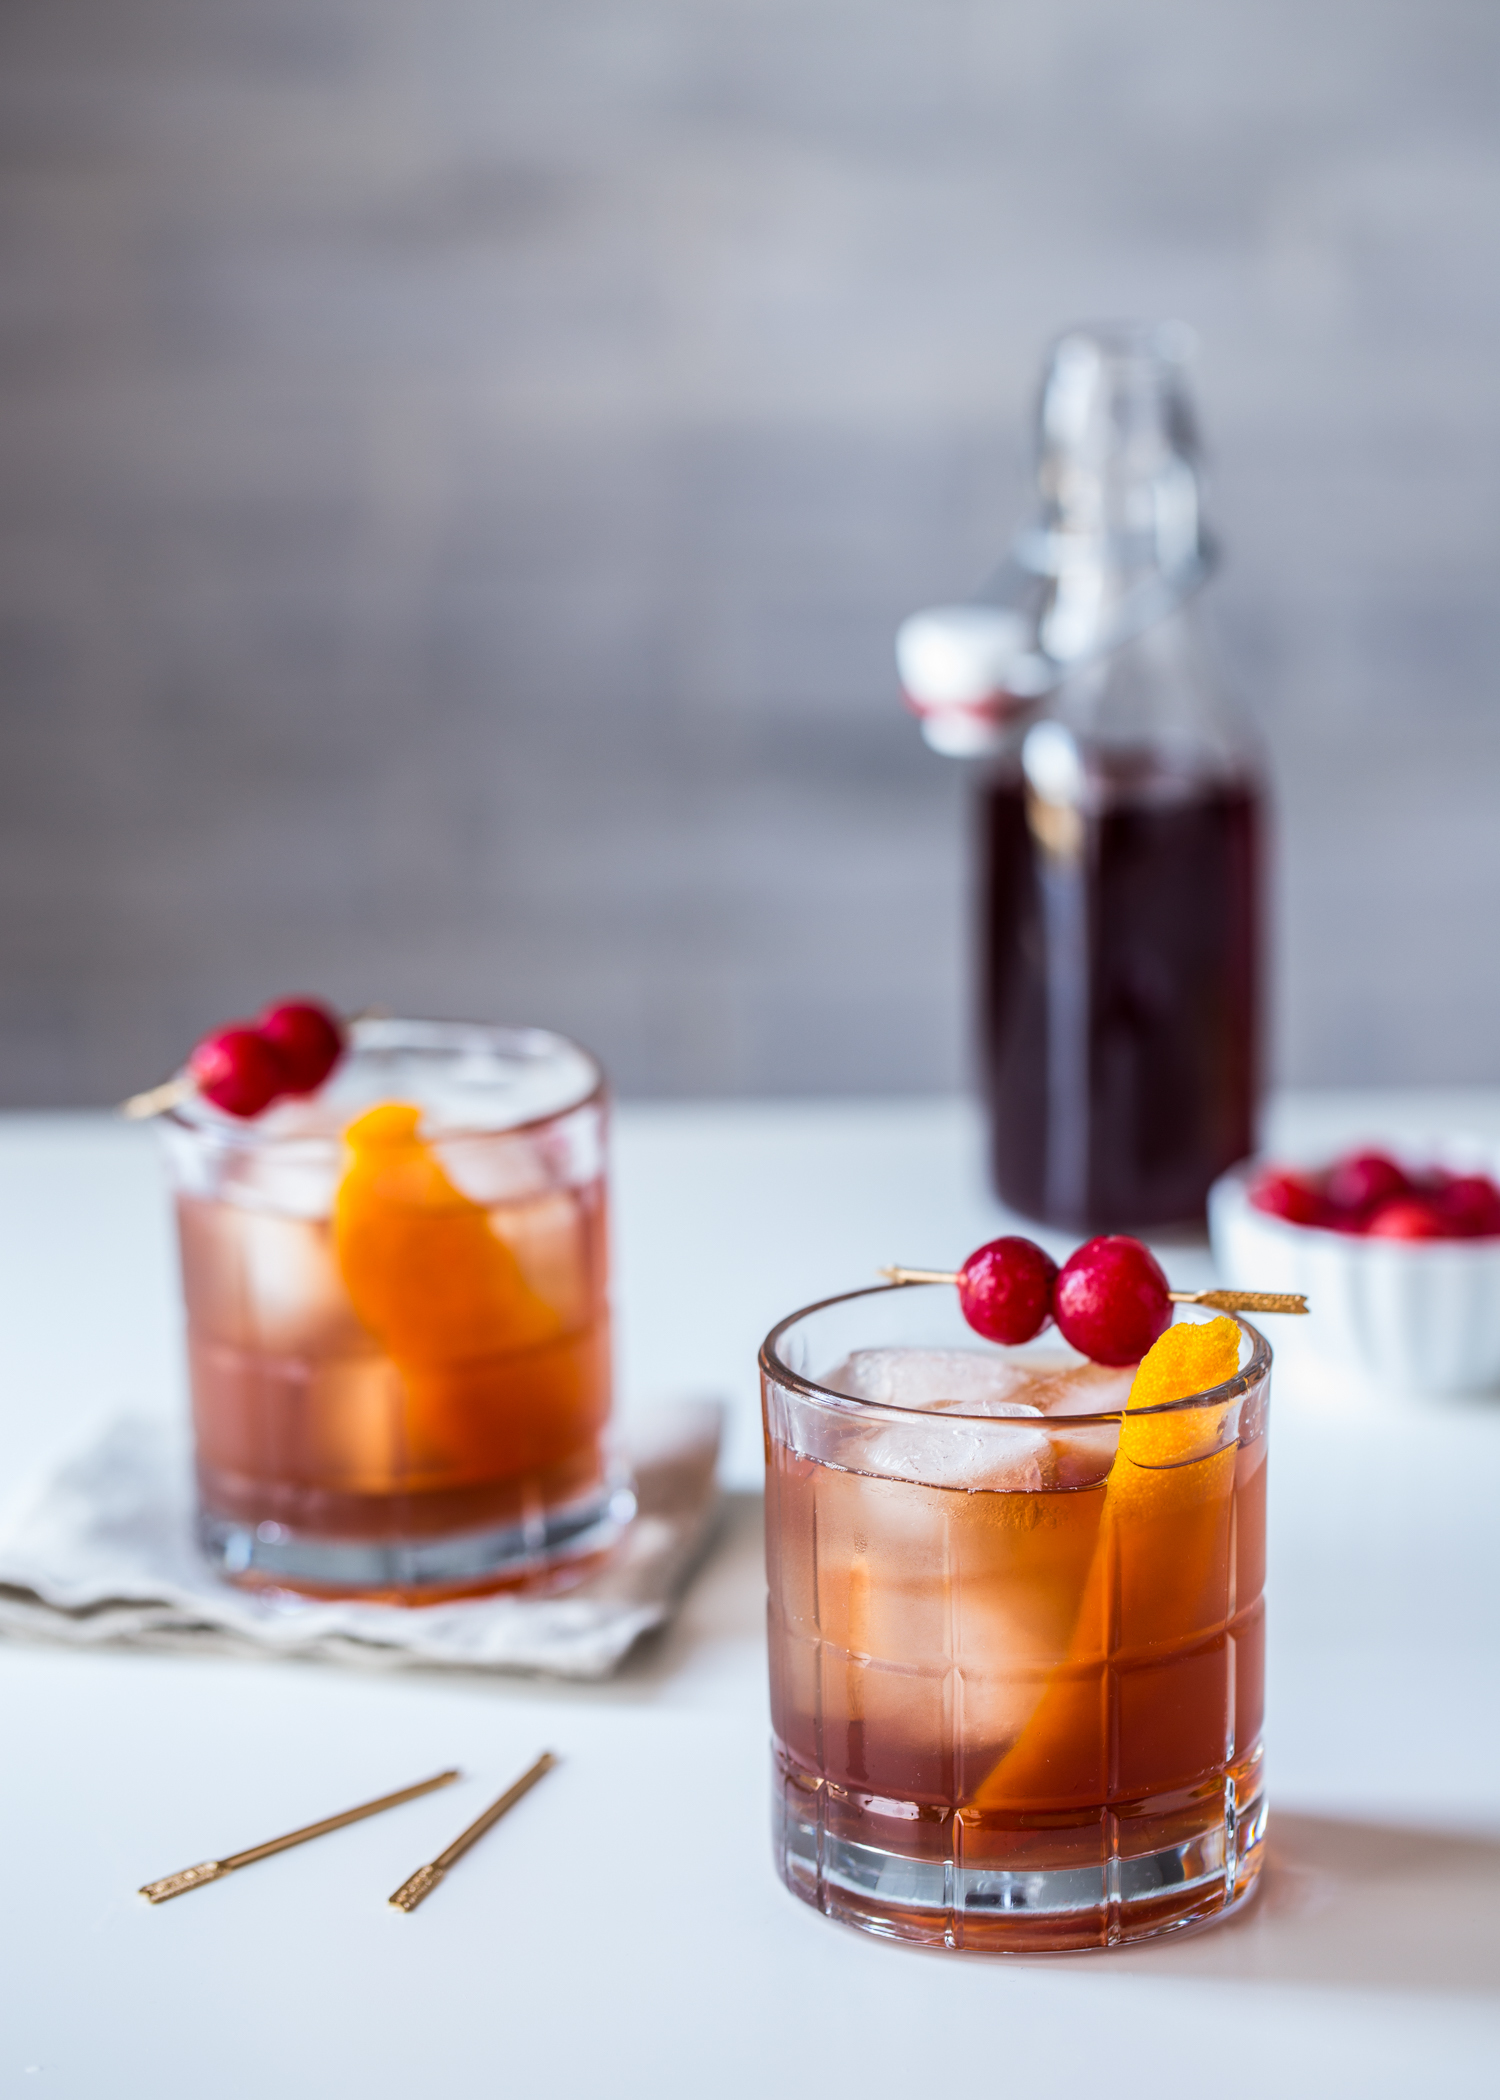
[162, 1020, 627, 1598]
[762, 1283, 1268, 1951]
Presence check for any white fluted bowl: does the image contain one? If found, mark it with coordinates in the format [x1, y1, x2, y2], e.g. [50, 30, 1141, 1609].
[1209, 1156, 1500, 1395]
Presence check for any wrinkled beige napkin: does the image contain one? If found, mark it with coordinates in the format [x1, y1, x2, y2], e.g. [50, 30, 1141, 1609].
[0, 1402, 721, 1680]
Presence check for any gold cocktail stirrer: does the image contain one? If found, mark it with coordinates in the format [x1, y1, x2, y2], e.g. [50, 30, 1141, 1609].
[878, 1267, 1308, 1316]
[121, 1073, 194, 1121]
[138, 1768, 461, 1904]
[389, 1751, 558, 1913]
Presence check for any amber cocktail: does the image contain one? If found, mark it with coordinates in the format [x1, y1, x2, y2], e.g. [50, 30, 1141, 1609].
[762, 1283, 1268, 1951]
[162, 1020, 627, 1597]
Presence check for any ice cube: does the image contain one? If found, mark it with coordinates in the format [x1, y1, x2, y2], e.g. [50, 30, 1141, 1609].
[1001, 1355, 1130, 1486]
[236, 1211, 372, 1356]
[823, 1347, 1048, 1414]
[177, 1198, 369, 1356]
[851, 1402, 1051, 1494]
[1013, 1354, 1135, 1417]
[816, 1346, 1133, 1493]
[439, 1132, 554, 1206]
[220, 1139, 342, 1221]
[801, 1424, 1106, 1766]
[488, 1189, 592, 1326]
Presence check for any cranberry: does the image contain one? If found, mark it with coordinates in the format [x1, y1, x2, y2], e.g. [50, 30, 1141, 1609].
[1325, 1150, 1410, 1220]
[1053, 1235, 1172, 1367]
[1248, 1168, 1329, 1228]
[1365, 1198, 1449, 1240]
[1431, 1173, 1500, 1238]
[258, 998, 345, 1095]
[188, 1025, 285, 1119]
[957, 1236, 1058, 1346]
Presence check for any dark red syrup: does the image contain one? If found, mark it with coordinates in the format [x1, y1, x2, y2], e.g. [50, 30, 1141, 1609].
[979, 760, 1261, 1230]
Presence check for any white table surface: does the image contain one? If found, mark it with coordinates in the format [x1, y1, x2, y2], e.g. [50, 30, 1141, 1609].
[3, 1092, 1500, 2097]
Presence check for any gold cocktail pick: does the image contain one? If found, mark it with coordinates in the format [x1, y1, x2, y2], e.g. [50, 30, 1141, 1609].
[121, 1074, 194, 1121]
[389, 1751, 558, 1913]
[879, 1267, 1308, 1315]
[138, 1768, 460, 1904]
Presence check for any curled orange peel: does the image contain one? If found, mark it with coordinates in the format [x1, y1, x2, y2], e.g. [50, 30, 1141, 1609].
[968, 1316, 1244, 1812]
[333, 1102, 560, 1370]
[1115, 1316, 1241, 1481]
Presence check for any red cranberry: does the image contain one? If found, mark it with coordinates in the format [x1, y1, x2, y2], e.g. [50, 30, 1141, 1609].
[1325, 1150, 1410, 1219]
[1365, 1198, 1449, 1240]
[188, 1025, 285, 1119]
[1053, 1235, 1173, 1367]
[258, 998, 345, 1095]
[957, 1236, 1058, 1346]
[1431, 1174, 1500, 1238]
[1249, 1168, 1329, 1228]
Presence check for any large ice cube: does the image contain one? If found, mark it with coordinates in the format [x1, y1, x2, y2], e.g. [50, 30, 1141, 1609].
[823, 1346, 1132, 1418]
[818, 1346, 1128, 1493]
[219, 1138, 342, 1221]
[178, 1197, 369, 1356]
[236, 1211, 371, 1356]
[824, 1347, 1049, 1413]
[488, 1189, 592, 1326]
[1000, 1352, 1129, 1486]
[851, 1401, 1051, 1495]
[440, 1132, 554, 1206]
[799, 1427, 1108, 1774]
[1015, 1354, 1134, 1416]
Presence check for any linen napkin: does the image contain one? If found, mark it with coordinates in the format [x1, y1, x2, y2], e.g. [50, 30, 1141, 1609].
[0, 1401, 721, 1680]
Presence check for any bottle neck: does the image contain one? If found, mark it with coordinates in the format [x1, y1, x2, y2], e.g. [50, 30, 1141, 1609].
[1027, 322, 1212, 671]
[1028, 541, 1212, 670]
[899, 323, 1228, 761]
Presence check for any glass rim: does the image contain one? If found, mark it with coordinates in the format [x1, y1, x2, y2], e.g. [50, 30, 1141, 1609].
[163, 1016, 606, 1153]
[758, 1279, 1271, 1427]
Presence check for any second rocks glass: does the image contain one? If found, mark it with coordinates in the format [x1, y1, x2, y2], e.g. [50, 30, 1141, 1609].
[161, 1019, 631, 1599]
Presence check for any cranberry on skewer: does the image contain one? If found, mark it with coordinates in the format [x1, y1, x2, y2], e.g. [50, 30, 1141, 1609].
[257, 998, 345, 1096]
[882, 1233, 1306, 1367]
[956, 1236, 1058, 1346]
[122, 995, 351, 1121]
[1051, 1236, 1172, 1367]
[187, 1025, 288, 1120]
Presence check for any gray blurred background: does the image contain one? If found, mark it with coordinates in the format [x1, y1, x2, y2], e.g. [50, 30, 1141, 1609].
[2, 0, 1498, 1105]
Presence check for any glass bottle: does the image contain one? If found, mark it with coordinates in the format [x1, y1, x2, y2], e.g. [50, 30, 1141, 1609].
[898, 323, 1263, 1231]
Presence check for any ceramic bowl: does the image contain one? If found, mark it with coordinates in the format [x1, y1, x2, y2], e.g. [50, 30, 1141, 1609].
[1208, 1152, 1500, 1395]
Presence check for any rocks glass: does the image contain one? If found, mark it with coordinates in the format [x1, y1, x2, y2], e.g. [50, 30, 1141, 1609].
[762, 1281, 1268, 1951]
[161, 1019, 629, 1598]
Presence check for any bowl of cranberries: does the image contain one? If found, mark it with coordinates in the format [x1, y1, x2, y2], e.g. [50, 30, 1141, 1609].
[1209, 1146, 1500, 1394]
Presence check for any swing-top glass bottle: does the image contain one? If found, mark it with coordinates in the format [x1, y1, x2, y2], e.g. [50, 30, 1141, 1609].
[900, 322, 1263, 1231]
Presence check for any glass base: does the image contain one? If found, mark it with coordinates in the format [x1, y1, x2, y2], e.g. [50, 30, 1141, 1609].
[774, 1760, 1267, 1954]
[199, 1477, 637, 1602]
